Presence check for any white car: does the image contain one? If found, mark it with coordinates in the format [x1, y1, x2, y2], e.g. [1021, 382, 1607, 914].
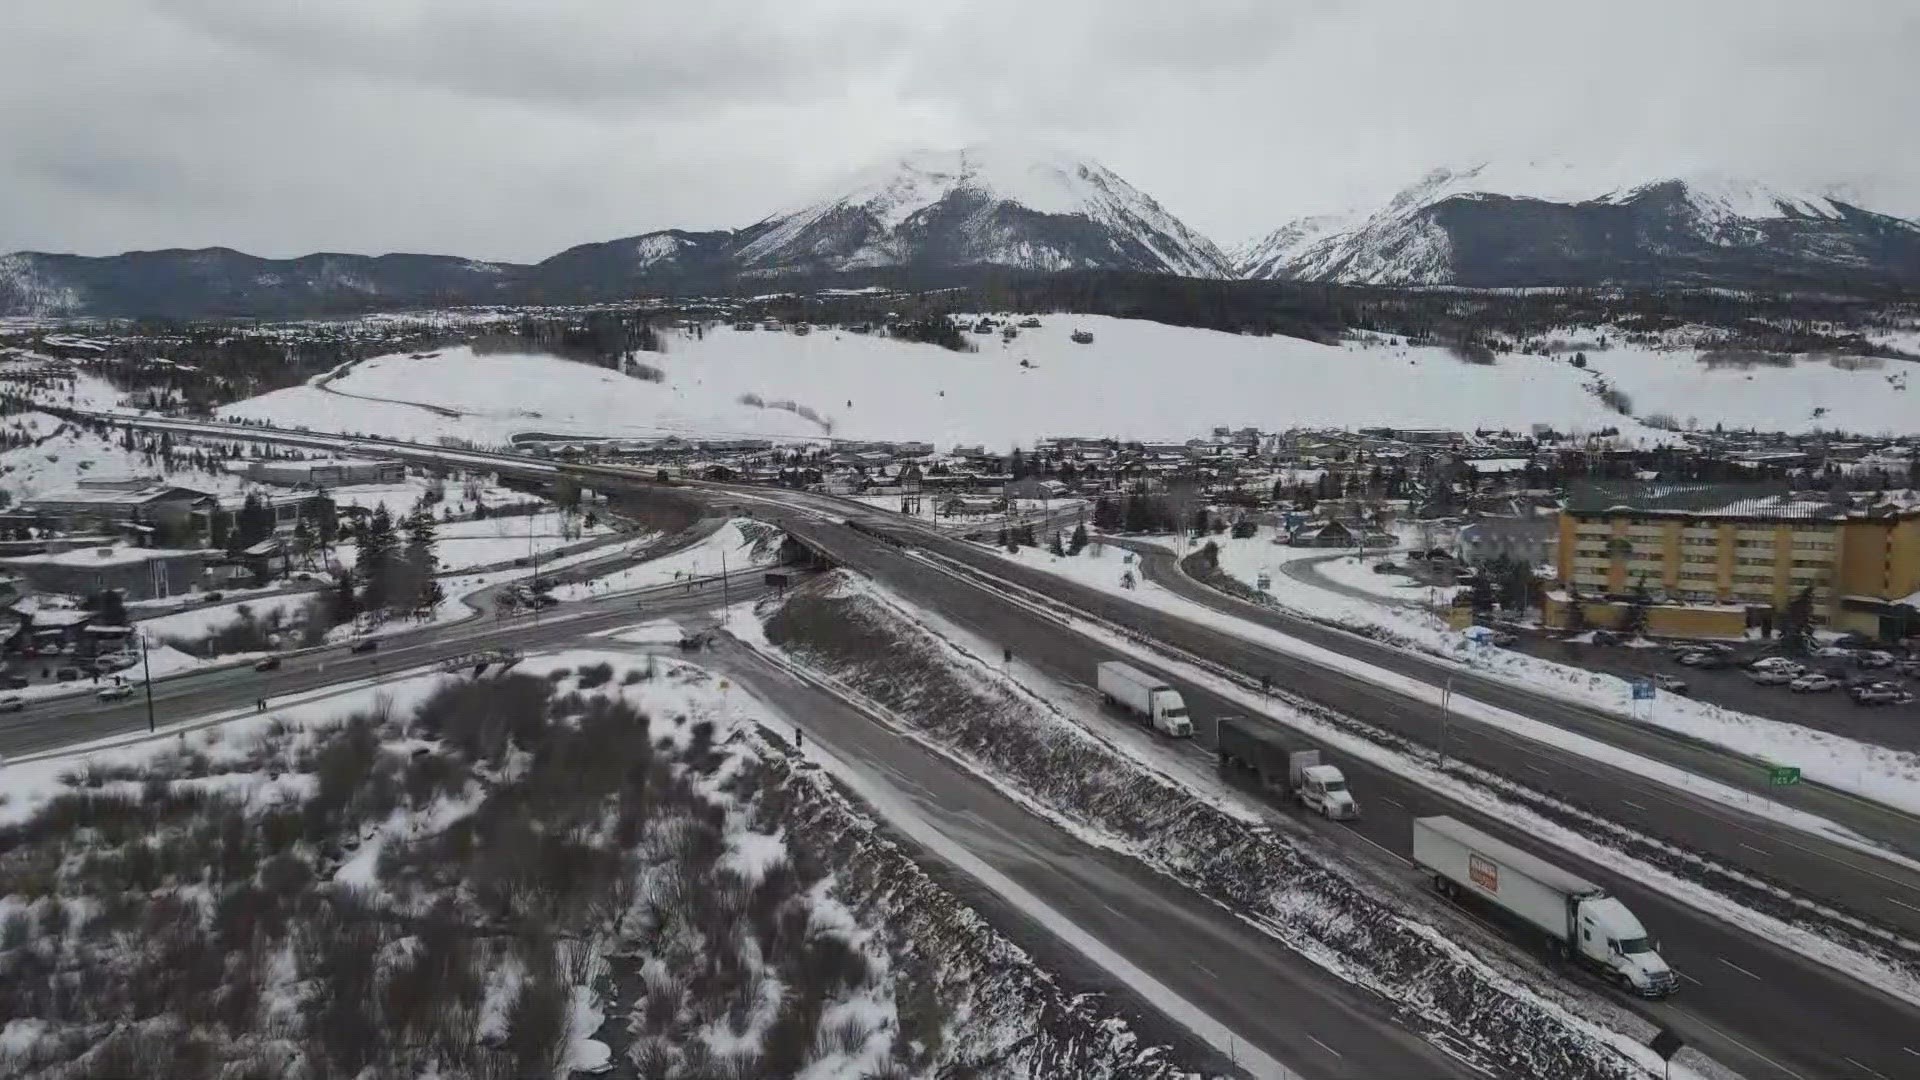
[96, 684, 135, 701]
[1749, 656, 1802, 673]
[1789, 674, 1838, 693]
[1747, 668, 1796, 686]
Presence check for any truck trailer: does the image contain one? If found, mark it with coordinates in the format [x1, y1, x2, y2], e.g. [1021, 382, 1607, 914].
[1412, 816, 1676, 997]
[1215, 716, 1358, 819]
[1095, 661, 1192, 736]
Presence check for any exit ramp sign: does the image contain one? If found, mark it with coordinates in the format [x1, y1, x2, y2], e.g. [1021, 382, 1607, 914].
[1766, 765, 1801, 786]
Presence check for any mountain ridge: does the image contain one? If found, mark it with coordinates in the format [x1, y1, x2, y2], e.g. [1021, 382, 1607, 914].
[6, 152, 1919, 318]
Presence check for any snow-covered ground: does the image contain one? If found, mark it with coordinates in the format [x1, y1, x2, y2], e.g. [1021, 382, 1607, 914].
[550, 519, 777, 602]
[0, 409, 246, 501]
[219, 316, 1920, 450]
[0, 646, 1199, 1078]
[329, 508, 612, 576]
[140, 591, 314, 643]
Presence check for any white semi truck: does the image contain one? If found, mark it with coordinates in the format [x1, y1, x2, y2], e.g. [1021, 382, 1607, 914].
[1413, 816, 1677, 998]
[1215, 716, 1358, 819]
[1096, 661, 1193, 737]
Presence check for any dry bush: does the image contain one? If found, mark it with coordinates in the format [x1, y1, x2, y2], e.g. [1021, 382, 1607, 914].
[575, 661, 615, 689]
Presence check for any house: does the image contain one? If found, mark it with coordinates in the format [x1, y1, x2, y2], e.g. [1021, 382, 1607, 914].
[1288, 520, 1357, 547]
[0, 545, 209, 601]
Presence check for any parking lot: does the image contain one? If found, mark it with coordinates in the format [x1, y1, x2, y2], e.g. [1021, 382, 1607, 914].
[1512, 635, 1920, 753]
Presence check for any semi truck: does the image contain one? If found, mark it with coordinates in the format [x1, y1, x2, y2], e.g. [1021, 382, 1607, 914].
[1096, 661, 1193, 737]
[1412, 815, 1677, 998]
[1215, 716, 1359, 819]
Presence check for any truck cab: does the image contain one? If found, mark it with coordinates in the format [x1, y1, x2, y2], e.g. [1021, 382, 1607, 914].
[1577, 897, 1677, 997]
[1150, 691, 1193, 737]
[1295, 763, 1359, 820]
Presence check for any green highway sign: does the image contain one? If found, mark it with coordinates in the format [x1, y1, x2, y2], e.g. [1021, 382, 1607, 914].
[1766, 765, 1801, 787]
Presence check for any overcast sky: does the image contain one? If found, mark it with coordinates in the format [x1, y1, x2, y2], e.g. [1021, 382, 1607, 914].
[6, 0, 1917, 261]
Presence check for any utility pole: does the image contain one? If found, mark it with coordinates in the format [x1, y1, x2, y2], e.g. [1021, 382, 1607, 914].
[1438, 675, 1453, 768]
[139, 630, 155, 733]
[719, 548, 730, 624]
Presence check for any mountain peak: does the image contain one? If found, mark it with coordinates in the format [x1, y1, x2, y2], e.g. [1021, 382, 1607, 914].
[734, 143, 1230, 278]
[1238, 160, 1918, 287]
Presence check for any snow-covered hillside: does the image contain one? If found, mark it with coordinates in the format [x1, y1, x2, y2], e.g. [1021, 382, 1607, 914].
[220, 318, 1920, 448]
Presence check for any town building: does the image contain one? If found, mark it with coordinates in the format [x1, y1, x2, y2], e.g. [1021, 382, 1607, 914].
[0, 546, 209, 601]
[240, 457, 405, 488]
[21, 477, 215, 537]
[1458, 515, 1558, 566]
[1548, 483, 1920, 640]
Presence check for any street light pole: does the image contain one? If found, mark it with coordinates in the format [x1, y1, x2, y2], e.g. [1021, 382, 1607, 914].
[139, 630, 155, 733]
[1438, 675, 1453, 769]
[719, 548, 731, 624]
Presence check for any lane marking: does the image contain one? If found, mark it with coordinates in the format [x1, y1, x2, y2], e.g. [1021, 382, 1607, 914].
[1622, 799, 1649, 811]
[1378, 796, 1405, 809]
[1191, 960, 1218, 979]
[1716, 956, 1762, 981]
[1843, 1055, 1891, 1080]
[1739, 842, 1770, 856]
[1903, 1046, 1919, 1057]
[1668, 1002, 1808, 1080]
[1526, 764, 1550, 776]
[1306, 1034, 1344, 1059]
[1675, 970, 1702, 986]
[1885, 896, 1920, 915]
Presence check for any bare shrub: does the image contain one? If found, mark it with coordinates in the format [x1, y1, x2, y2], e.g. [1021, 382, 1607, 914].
[737, 392, 766, 408]
[1698, 348, 1794, 369]
[575, 661, 614, 689]
[1448, 341, 1497, 365]
[1827, 353, 1886, 371]
[816, 1013, 875, 1057]
[627, 361, 666, 383]
[1596, 383, 1634, 415]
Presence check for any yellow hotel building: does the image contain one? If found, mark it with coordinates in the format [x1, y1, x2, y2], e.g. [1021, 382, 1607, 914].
[1548, 485, 1920, 641]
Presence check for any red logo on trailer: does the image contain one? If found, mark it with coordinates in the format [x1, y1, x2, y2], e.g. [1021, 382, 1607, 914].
[1468, 852, 1499, 892]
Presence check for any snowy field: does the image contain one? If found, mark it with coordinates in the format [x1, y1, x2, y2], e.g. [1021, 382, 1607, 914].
[551, 519, 778, 601]
[221, 316, 1920, 450]
[0, 409, 247, 501]
[330, 508, 612, 576]
[140, 591, 315, 643]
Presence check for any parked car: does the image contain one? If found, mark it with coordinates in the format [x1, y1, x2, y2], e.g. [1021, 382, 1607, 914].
[1651, 674, 1689, 695]
[1675, 651, 1708, 667]
[1589, 630, 1623, 646]
[254, 656, 282, 672]
[1691, 652, 1733, 670]
[202, 591, 225, 603]
[54, 667, 80, 682]
[1748, 668, 1796, 686]
[1896, 659, 1920, 678]
[0, 696, 23, 712]
[1372, 561, 1398, 574]
[97, 684, 134, 701]
[1851, 682, 1913, 706]
[1750, 656, 1804, 673]
[349, 639, 379, 654]
[1855, 650, 1897, 669]
[1, 675, 27, 690]
[1790, 673, 1840, 693]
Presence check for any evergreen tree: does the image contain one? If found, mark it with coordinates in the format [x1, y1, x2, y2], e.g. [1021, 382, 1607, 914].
[1622, 581, 1653, 637]
[1069, 522, 1089, 555]
[86, 590, 129, 627]
[1049, 531, 1066, 557]
[1191, 506, 1210, 537]
[356, 506, 400, 610]
[1469, 574, 1496, 619]
[400, 511, 439, 611]
[1777, 585, 1816, 654]
[1092, 497, 1122, 532]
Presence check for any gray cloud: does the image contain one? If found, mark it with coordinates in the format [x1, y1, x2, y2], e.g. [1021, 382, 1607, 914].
[3, 0, 1915, 261]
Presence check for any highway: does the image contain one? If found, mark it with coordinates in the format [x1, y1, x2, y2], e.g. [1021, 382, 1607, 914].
[716, 640, 1481, 1080]
[760, 509, 1920, 1080]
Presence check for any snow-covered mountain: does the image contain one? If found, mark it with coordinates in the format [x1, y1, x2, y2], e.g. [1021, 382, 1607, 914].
[728, 144, 1233, 278]
[1239, 163, 1920, 287]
